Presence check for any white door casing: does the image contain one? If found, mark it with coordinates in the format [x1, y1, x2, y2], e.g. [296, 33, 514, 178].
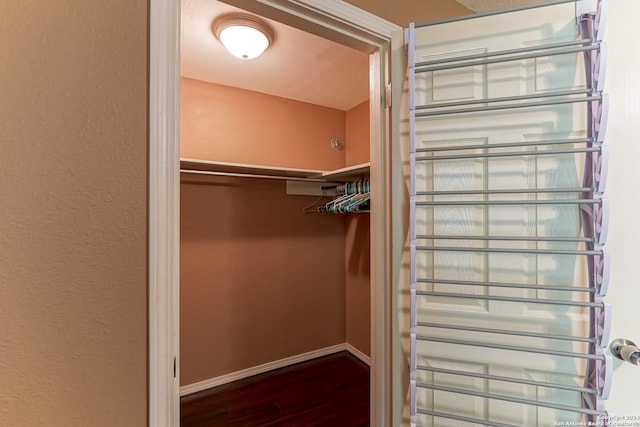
[149, 0, 181, 426]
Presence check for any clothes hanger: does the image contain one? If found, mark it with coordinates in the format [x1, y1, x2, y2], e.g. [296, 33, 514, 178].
[323, 182, 370, 213]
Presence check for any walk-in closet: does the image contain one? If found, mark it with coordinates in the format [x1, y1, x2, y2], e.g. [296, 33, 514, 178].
[178, 0, 373, 421]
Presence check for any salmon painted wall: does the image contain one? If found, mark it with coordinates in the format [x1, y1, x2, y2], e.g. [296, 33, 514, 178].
[345, 215, 371, 356]
[345, 100, 371, 356]
[180, 176, 346, 384]
[181, 77, 347, 171]
[0, 2, 147, 425]
[180, 79, 370, 384]
[346, 100, 371, 166]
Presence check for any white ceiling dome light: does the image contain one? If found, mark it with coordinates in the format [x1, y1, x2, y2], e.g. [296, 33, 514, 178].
[213, 14, 274, 60]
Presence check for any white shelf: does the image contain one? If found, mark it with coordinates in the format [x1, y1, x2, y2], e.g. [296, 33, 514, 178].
[318, 162, 370, 181]
[180, 158, 325, 179]
[180, 158, 370, 182]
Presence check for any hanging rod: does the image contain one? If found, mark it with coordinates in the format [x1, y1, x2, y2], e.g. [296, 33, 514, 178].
[416, 277, 595, 293]
[417, 365, 596, 394]
[415, 38, 593, 68]
[415, 0, 578, 28]
[416, 409, 519, 427]
[415, 335, 605, 360]
[416, 382, 606, 417]
[415, 187, 595, 196]
[416, 44, 599, 74]
[415, 137, 594, 153]
[415, 94, 601, 118]
[416, 290, 602, 307]
[418, 321, 593, 343]
[180, 169, 328, 183]
[414, 146, 600, 161]
[417, 88, 592, 111]
[415, 245, 601, 256]
[415, 234, 593, 243]
[415, 199, 600, 206]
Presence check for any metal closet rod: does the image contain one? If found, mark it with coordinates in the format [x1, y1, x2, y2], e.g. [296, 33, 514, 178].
[415, 198, 601, 206]
[415, 0, 579, 28]
[415, 88, 592, 112]
[415, 44, 599, 74]
[416, 289, 602, 307]
[417, 321, 593, 343]
[415, 94, 602, 118]
[415, 245, 602, 256]
[416, 334, 605, 361]
[415, 186, 596, 196]
[414, 38, 593, 68]
[416, 382, 606, 417]
[416, 409, 519, 427]
[416, 277, 595, 293]
[414, 146, 600, 161]
[417, 364, 596, 394]
[414, 234, 594, 243]
[415, 137, 594, 153]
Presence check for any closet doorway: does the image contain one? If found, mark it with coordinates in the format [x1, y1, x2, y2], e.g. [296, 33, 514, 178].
[173, 0, 393, 424]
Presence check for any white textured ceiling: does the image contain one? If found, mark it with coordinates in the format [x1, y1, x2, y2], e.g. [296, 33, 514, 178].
[180, 0, 370, 111]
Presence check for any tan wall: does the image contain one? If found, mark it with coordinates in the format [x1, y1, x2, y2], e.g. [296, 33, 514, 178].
[179, 79, 349, 385]
[345, 215, 371, 356]
[179, 79, 371, 384]
[0, 2, 147, 426]
[344, 100, 371, 356]
[181, 77, 347, 170]
[345, 100, 371, 166]
[180, 176, 346, 385]
[345, 0, 471, 27]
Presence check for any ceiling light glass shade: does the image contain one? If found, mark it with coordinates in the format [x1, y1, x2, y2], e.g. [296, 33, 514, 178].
[213, 15, 274, 60]
[219, 25, 269, 59]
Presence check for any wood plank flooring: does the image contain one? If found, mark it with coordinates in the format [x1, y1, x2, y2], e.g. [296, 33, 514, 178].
[180, 351, 370, 427]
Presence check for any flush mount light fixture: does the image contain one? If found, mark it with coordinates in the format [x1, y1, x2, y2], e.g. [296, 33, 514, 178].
[213, 14, 274, 60]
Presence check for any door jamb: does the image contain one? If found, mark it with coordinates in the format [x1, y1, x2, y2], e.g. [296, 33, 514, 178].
[149, 0, 181, 426]
[149, 1, 399, 426]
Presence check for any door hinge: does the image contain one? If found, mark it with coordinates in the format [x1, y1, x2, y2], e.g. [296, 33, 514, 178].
[173, 356, 176, 378]
[385, 83, 392, 108]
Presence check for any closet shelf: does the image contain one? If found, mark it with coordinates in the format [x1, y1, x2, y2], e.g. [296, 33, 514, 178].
[313, 162, 370, 181]
[180, 158, 324, 179]
[180, 158, 370, 182]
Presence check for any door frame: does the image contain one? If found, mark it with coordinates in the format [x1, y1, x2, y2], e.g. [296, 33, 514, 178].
[148, 1, 400, 426]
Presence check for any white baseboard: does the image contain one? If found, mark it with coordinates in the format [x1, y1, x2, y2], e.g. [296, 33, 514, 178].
[180, 343, 347, 396]
[346, 343, 371, 366]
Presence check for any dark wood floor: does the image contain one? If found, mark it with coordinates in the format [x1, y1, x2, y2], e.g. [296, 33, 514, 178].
[180, 351, 370, 427]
